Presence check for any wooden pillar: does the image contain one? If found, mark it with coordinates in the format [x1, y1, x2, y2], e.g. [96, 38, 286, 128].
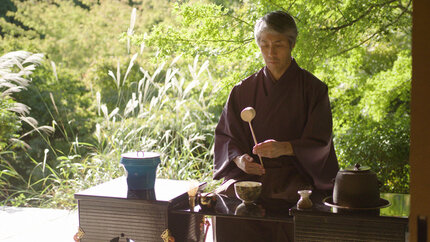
[410, 0, 430, 241]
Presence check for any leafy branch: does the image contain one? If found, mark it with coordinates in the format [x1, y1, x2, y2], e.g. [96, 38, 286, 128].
[320, 0, 398, 31]
[329, 0, 411, 57]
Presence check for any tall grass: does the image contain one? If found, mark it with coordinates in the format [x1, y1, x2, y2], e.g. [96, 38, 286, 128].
[2, 53, 221, 208]
[1, 8, 221, 208]
[0, 51, 56, 206]
[54, 53, 221, 207]
[94, 53, 219, 183]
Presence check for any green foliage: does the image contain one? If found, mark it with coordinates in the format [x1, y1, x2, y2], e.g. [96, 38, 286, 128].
[1, 14, 222, 208]
[82, 55, 153, 113]
[0, 0, 172, 70]
[139, 0, 411, 82]
[0, 98, 21, 150]
[316, 43, 411, 193]
[0, 51, 48, 150]
[7, 62, 98, 180]
[0, 0, 175, 150]
[140, 1, 265, 96]
[334, 115, 410, 193]
[1, 142, 125, 208]
[16, 62, 96, 139]
[0, 50, 57, 204]
[0, 1, 180, 208]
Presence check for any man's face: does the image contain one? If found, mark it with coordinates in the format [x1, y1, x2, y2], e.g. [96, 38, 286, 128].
[258, 31, 293, 79]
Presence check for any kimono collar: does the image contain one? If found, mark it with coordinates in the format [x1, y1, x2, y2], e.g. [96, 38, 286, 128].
[262, 58, 299, 93]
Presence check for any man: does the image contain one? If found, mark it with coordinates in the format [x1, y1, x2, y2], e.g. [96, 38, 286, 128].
[213, 10, 339, 241]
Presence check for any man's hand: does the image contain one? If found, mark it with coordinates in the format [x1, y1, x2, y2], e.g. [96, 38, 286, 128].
[234, 154, 265, 176]
[252, 139, 294, 158]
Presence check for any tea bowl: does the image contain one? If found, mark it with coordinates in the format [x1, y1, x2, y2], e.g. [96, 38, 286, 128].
[234, 181, 262, 205]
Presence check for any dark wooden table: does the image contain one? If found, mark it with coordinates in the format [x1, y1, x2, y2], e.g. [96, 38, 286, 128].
[75, 177, 409, 241]
[74, 177, 204, 242]
[172, 191, 410, 242]
[289, 193, 409, 241]
[171, 192, 293, 222]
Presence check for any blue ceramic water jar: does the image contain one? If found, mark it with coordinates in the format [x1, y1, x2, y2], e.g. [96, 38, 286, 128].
[120, 151, 161, 190]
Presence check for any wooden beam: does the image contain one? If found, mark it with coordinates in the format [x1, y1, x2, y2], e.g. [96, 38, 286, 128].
[410, 0, 430, 241]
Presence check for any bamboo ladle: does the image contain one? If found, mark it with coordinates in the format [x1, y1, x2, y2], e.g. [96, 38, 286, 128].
[240, 107, 264, 168]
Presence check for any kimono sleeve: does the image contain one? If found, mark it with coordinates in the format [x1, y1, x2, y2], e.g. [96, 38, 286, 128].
[213, 87, 249, 180]
[289, 82, 339, 190]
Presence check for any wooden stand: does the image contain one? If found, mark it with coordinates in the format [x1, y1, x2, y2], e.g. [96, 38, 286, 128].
[289, 193, 409, 241]
[75, 177, 203, 242]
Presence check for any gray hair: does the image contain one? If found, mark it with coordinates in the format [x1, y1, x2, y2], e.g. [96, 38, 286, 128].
[254, 11, 298, 49]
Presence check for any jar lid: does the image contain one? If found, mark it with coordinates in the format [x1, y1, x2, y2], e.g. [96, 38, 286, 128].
[343, 163, 371, 172]
[120, 151, 161, 166]
[121, 151, 160, 159]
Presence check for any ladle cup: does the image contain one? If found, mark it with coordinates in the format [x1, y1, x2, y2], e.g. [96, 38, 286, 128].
[240, 107, 264, 167]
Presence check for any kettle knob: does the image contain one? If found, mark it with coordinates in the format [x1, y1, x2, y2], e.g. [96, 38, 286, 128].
[354, 163, 361, 170]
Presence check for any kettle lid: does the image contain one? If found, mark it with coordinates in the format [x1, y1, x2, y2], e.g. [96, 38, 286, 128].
[343, 163, 371, 172]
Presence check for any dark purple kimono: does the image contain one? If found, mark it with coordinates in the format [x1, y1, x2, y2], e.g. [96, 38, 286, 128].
[214, 59, 339, 203]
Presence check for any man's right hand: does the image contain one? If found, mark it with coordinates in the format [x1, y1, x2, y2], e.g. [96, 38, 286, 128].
[233, 154, 265, 176]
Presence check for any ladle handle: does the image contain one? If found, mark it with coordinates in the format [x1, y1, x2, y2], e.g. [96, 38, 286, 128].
[248, 122, 264, 168]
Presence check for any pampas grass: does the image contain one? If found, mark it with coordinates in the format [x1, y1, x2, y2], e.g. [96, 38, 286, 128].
[1, 9, 222, 209]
